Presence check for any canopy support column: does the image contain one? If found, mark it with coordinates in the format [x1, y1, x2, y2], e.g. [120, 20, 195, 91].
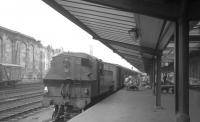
[156, 54, 161, 107]
[152, 58, 156, 95]
[175, 16, 190, 122]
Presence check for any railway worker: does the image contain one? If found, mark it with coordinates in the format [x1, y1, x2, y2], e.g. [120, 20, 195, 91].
[163, 73, 167, 85]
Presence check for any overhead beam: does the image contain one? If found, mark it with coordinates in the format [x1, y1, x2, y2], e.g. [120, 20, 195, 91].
[158, 22, 175, 50]
[82, 0, 178, 20]
[189, 1, 200, 20]
[156, 21, 199, 51]
[94, 37, 157, 55]
[155, 20, 167, 51]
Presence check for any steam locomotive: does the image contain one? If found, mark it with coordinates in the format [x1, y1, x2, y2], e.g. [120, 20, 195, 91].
[43, 52, 137, 120]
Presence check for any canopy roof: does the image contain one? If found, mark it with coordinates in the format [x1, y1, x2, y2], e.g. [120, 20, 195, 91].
[43, 0, 200, 72]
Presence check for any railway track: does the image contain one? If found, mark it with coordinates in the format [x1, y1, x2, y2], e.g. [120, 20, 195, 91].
[0, 87, 43, 100]
[0, 82, 44, 121]
[0, 82, 43, 93]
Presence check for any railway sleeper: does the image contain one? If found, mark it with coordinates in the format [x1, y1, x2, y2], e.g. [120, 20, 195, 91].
[0, 96, 42, 112]
[0, 101, 42, 121]
[0, 91, 43, 104]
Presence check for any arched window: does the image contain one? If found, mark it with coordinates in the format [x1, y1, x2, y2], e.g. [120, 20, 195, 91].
[34, 46, 42, 79]
[15, 41, 20, 64]
[3, 34, 12, 63]
[20, 42, 27, 68]
[34, 46, 39, 71]
[28, 45, 34, 71]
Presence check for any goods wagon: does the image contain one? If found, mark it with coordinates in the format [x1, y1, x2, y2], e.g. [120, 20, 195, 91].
[43, 52, 137, 120]
[0, 63, 23, 87]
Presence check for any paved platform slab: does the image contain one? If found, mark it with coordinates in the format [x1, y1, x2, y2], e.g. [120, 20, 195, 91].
[69, 89, 200, 122]
[69, 89, 175, 122]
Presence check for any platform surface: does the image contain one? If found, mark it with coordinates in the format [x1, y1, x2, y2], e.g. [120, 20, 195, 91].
[68, 89, 175, 122]
[15, 107, 54, 122]
[69, 89, 200, 122]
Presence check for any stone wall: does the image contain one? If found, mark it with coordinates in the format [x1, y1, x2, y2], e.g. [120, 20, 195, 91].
[0, 26, 62, 81]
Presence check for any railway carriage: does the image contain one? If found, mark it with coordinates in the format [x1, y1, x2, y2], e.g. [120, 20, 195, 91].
[43, 52, 137, 120]
[101, 62, 118, 93]
[0, 63, 23, 87]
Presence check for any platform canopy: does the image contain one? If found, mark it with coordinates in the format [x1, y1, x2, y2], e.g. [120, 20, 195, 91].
[42, 0, 200, 72]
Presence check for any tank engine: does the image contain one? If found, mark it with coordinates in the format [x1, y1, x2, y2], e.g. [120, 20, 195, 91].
[43, 52, 137, 120]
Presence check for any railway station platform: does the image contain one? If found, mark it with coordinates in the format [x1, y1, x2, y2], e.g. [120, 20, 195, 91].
[69, 88, 200, 122]
[17, 88, 200, 122]
[69, 88, 176, 122]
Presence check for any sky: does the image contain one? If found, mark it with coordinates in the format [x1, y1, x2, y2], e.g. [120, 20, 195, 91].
[0, 0, 139, 72]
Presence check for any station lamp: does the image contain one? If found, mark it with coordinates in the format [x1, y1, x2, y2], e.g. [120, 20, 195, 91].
[128, 28, 140, 44]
